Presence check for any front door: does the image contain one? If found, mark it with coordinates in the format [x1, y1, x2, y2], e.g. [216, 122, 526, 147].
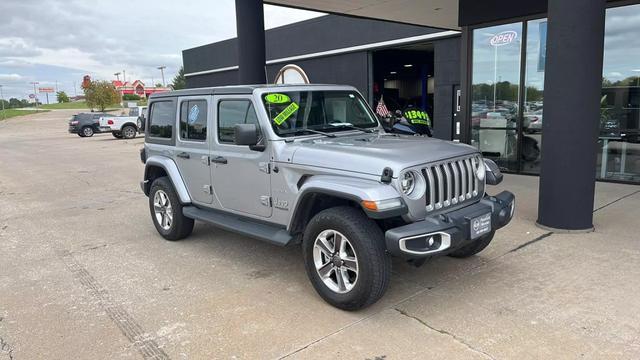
[210, 96, 272, 218]
[174, 97, 213, 204]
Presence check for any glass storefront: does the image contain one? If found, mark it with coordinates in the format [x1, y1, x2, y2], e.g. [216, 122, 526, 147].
[470, 4, 640, 183]
[599, 4, 640, 183]
[470, 23, 522, 172]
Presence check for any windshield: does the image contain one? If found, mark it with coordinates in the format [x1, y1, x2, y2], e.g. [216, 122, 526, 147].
[261, 90, 378, 137]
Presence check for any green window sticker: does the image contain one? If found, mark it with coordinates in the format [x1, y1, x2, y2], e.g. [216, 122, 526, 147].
[273, 102, 299, 125]
[264, 93, 291, 104]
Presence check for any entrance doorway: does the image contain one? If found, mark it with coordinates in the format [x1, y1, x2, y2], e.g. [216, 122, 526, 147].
[372, 44, 434, 120]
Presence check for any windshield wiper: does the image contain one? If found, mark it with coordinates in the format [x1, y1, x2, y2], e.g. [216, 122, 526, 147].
[296, 128, 336, 138]
[328, 123, 376, 133]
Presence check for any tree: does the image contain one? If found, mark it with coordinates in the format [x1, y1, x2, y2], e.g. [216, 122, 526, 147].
[9, 98, 22, 108]
[56, 91, 70, 103]
[84, 80, 120, 111]
[122, 94, 141, 101]
[155, 83, 163, 88]
[171, 66, 186, 90]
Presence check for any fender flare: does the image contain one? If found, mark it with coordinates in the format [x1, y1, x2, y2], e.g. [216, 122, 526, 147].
[121, 122, 138, 131]
[288, 175, 405, 230]
[143, 156, 191, 204]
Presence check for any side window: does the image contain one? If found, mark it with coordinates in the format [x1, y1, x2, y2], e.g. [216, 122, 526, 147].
[149, 101, 175, 138]
[179, 100, 207, 141]
[218, 100, 260, 143]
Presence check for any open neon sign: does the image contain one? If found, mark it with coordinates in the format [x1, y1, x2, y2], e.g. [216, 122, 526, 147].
[490, 31, 518, 46]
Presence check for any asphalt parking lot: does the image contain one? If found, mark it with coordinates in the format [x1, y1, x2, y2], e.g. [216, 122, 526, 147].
[1, 109, 640, 359]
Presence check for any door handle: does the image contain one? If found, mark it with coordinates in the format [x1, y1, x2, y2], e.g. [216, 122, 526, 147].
[176, 152, 190, 159]
[211, 156, 227, 164]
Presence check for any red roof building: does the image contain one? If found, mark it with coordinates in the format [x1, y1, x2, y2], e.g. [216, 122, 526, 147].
[112, 80, 170, 98]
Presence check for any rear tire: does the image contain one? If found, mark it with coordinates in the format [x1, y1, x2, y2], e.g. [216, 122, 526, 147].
[81, 126, 94, 137]
[149, 177, 194, 241]
[122, 125, 137, 139]
[448, 231, 495, 258]
[302, 206, 391, 310]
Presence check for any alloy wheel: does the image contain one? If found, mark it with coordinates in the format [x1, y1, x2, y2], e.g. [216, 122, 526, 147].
[153, 190, 173, 230]
[312, 229, 359, 293]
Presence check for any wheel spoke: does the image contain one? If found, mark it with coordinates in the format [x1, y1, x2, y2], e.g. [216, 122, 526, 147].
[342, 257, 357, 272]
[154, 203, 163, 213]
[333, 232, 344, 255]
[317, 262, 334, 278]
[335, 268, 347, 291]
[316, 236, 334, 256]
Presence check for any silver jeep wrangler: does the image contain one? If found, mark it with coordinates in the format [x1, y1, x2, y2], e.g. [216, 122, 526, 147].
[140, 84, 514, 310]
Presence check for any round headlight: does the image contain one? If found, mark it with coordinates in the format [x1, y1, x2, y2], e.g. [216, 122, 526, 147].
[476, 158, 486, 181]
[400, 170, 425, 199]
[401, 171, 416, 195]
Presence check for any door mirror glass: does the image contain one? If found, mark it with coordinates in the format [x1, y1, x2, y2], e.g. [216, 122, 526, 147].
[234, 123, 259, 146]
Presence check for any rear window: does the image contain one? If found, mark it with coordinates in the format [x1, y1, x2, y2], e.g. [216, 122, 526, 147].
[149, 101, 175, 138]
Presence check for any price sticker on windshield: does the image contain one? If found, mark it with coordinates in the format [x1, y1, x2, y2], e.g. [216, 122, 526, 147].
[264, 93, 291, 104]
[273, 102, 299, 125]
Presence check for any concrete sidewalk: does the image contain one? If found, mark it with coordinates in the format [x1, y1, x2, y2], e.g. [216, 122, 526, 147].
[1, 110, 639, 359]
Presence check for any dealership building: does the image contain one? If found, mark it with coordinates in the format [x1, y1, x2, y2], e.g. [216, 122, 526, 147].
[182, 0, 640, 231]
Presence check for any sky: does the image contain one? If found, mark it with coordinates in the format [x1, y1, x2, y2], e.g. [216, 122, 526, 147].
[0, 0, 322, 101]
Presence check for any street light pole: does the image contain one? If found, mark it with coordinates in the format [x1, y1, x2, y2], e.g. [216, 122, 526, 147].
[0, 85, 5, 120]
[30, 81, 39, 111]
[157, 66, 166, 86]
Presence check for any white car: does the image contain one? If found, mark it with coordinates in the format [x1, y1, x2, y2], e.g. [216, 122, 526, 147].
[99, 106, 147, 139]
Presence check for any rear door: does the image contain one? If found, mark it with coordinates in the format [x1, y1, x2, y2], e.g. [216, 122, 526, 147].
[210, 95, 272, 218]
[174, 96, 213, 205]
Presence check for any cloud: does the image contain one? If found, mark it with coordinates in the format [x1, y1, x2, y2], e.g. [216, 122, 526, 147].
[0, 0, 322, 99]
[0, 73, 23, 82]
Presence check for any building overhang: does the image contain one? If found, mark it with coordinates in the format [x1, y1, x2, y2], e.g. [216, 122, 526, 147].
[264, 0, 460, 30]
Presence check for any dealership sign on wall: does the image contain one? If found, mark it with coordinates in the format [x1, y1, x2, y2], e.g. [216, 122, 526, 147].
[490, 31, 518, 46]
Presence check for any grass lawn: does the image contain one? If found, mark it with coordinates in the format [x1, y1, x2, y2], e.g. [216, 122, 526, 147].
[40, 101, 121, 110]
[0, 109, 49, 120]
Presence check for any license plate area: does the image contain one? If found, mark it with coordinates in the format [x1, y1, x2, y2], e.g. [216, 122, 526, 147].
[470, 213, 492, 239]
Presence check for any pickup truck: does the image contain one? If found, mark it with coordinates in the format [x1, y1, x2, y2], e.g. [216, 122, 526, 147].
[99, 106, 147, 139]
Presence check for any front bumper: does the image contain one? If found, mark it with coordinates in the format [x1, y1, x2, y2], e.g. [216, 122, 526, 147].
[385, 191, 515, 258]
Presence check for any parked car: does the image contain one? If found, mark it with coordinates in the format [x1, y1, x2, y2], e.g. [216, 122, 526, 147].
[68, 112, 110, 137]
[99, 106, 146, 139]
[140, 84, 515, 310]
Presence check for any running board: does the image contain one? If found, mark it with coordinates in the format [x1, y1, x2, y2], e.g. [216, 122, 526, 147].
[182, 206, 293, 246]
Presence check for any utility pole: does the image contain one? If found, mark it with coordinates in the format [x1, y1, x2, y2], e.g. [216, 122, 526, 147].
[114, 72, 121, 81]
[73, 81, 77, 97]
[30, 81, 39, 111]
[0, 85, 5, 120]
[157, 66, 166, 86]
[122, 70, 126, 83]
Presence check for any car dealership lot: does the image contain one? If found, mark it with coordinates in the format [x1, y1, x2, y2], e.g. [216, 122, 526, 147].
[1, 110, 640, 359]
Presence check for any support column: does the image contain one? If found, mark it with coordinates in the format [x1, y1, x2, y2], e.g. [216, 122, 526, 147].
[235, 0, 266, 84]
[537, 0, 606, 231]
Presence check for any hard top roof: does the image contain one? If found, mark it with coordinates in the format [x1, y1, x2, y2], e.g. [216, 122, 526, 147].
[148, 84, 354, 99]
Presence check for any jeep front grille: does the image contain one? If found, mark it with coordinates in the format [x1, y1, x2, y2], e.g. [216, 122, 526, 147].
[422, 155, 484, 212]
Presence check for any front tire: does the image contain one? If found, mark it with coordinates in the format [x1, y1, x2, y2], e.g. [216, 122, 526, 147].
[448, 231, 495, 258]
[149, 177, 194, 241]
[302, 206, 391, 310]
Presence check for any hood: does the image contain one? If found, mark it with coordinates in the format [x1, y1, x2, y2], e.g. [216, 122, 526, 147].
[290, 133, 478, 176]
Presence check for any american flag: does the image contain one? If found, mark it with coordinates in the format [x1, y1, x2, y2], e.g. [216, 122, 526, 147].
[376, 95, 390, 117]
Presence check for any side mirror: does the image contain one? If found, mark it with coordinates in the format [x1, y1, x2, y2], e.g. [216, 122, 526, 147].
[484, 158, 503, 185]
[234, 123, 265, 151]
